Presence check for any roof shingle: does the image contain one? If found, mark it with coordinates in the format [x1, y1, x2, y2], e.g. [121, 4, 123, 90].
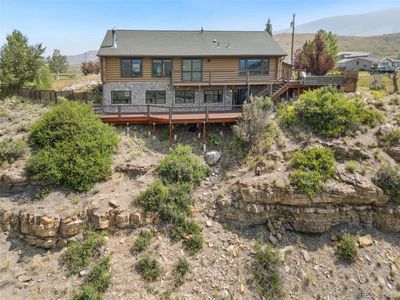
[97, 30, 287, 57]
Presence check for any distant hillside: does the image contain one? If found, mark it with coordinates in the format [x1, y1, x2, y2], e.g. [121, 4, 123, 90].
[67, 50, 97, 65]
[274, 33, 400, 59]
[279, 8, 400, 36]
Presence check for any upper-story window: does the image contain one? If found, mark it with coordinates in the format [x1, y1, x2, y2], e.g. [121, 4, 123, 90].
[239, 58, 269, 76]
[152, 59, 172, 77]
[182, 59, 202, 82]
[121, 58, 142, 77]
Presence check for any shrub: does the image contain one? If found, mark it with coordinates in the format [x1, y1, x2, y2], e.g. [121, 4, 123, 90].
[183, 233, 203, 255]
[34, 187, 53, 199]
[207, 131, 221, 146]
[360, 108, 384, 127]
[252, 244, 283, 299]
[233, 96, 274, 146]
[131, 230, 153, 253]
[156, 145, 210, 186]
[0, 139, 27, 163]
[173, 257, 190, 286]
[373, 164, 400, 202]
[171, 218, 201, 242]
[26, 101, 118, 191]
[84, 256, 112, 293]
[135, 256, 161, 282]
[379, 128, 400, 147]
[64, 229, 107, 275]
[289, 147, 336, 196]
[371, 90, 386, 100]
[73, 285, 102, 300]
[278, 87, 382, 137]
[137, 180, 170, 212]
[335, 233, 358, 263]
[345, 160, 359, 173]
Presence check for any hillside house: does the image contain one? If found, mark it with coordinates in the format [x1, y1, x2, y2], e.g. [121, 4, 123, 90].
[337, 51, 400, 71]
[97, 29, 287, 112]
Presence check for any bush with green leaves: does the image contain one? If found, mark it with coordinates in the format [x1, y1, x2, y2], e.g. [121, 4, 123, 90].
[252, 244, 283, 299]
[278, 86, 383, 137]
[73, 256, 111, 300]
[373, 164, 400, 202]
[26, 101, 118, 191]
[379, 128, 400, 148]
[131, 230, 153, 253]
[64, 229, 107, 275]
[156, 145, 210, 186]
[135, 256, 161, 282]
[173, 257, 190, 286]
[289, 147, 336, 196]
[335, 233, 358, 263]
[233, 96, 274, 146]
[0, 139, 27, 164]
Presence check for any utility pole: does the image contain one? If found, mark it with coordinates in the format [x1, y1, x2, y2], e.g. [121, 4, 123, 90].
[290, 13, 296, 65]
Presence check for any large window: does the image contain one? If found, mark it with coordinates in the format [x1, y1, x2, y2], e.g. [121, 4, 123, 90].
[239, 58, 269, 76]
[121, 58, 142, 77]
[111, 91, 131, 104]
[152, 59, 172, 77]
[146, 90, 166, 104]
[182, 59, 202, 82]
[175, 90, 195, 104]
[204, 90, 223, 103]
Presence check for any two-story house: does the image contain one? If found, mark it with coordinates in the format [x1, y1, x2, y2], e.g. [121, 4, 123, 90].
[97, 29, 287, 113]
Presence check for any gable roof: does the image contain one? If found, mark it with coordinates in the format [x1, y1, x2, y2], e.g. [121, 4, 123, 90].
[97, 30, 287, 57]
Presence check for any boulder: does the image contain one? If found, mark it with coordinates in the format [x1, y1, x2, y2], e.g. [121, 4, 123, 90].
[358, 234, 373, 248]
[379, 124, 395, 134]
[60, 217, 84, 237]
[204, 151, 221, 165]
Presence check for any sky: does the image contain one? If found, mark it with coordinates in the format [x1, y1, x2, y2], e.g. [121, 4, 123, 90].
[1, 0, 399, 56]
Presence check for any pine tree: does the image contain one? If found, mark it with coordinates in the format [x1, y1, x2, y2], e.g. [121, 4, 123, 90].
[265, 18, 273, 37]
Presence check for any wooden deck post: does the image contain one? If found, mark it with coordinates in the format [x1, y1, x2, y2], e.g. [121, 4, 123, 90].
[118, 105, 121, 121]
[169, 107, 173, 146]
[209, 70, 211, 86]
[205, 105, 209, 122]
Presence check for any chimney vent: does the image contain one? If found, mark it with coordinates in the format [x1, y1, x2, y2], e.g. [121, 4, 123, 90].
[111, 28, 117, 48]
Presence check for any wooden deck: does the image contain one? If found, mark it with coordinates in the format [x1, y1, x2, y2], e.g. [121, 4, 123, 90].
[100, 111, 242, 125]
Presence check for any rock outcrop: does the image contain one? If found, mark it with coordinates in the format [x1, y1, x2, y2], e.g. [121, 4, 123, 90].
[0, 206, 152, 249]
[218, 172, 400, 233]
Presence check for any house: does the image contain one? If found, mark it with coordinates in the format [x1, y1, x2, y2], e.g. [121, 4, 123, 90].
[337, 56, 380, 71]
[337, 51, 400, 72]
[97, 29, 287, 114]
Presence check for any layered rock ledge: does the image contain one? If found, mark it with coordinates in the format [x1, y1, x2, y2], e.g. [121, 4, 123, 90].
[217, 172, 400, 233]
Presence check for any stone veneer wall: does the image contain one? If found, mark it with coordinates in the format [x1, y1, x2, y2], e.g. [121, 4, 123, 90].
[102, 82, 234, 113]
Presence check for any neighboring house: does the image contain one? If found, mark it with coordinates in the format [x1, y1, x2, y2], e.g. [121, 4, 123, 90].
[337, 57, 379, 71]
[337, 51, 400, 71]
[97, 29, 287, 112]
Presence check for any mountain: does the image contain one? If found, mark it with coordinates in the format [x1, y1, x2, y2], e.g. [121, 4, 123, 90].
[279, 8, 400, 36]
[274, 32, 400, 59]
[67, 50, 97, 65]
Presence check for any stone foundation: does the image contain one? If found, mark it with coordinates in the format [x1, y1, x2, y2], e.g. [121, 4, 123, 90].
[0, 206, 154, 248]
[102, 81, 234, 113]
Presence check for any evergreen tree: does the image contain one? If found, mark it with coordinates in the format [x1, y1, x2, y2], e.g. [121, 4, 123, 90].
[0, 30, 45, 93]
[48, 49, 68, 80]
[265, 18, 273, 37]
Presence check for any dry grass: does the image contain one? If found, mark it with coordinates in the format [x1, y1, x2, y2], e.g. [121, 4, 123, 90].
[51, 74, 100, 91]
[358, 71, 400, 94]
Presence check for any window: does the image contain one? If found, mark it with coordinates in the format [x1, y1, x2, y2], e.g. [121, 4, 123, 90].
[182, 59, 202, 82]
[146, 90, 166, 104]
[152, 59, 172, 77]
[175, 90, 195, 104]
[204, 90, 223, 103]
[111, 91, 131, 104]
[239, 58, 269, 76]
[121, 58, 142, 77]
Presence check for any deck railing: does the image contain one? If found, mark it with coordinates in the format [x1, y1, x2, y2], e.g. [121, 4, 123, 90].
[171, 70, 277, 85]
[98, 103, 243, 120]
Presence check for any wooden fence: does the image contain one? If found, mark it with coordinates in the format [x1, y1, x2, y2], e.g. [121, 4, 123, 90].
[16, 87, 102, 103]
